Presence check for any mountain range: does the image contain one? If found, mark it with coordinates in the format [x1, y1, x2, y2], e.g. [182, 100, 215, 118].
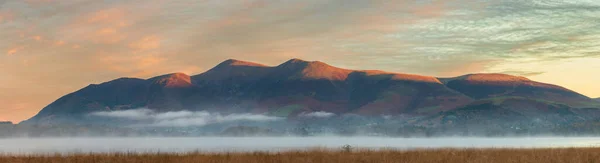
[24, 59, 600, 126]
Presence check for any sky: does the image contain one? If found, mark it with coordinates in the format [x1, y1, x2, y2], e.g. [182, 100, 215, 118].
[1, 0, 600, 122]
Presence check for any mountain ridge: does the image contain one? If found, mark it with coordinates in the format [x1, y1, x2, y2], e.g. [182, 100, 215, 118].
[24, 58, 597, 125]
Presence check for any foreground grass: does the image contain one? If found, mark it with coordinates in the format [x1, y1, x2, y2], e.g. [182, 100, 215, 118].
[3, 148, 600, 163]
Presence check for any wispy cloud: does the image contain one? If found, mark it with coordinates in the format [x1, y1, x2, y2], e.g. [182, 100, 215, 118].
[299, 111, 336, 118]
[90, 108, 282, 127]
[129, 35, 161, 52]
[6, 46, 25, 56]
[498, 71, 546, 77]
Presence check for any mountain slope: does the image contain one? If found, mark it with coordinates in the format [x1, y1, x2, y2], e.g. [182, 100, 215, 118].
[24, 59, 596, 125]
[27, 78, 150, 124]
[346, 71, 472, 115]
[440, 74, 595, 107]
[416, 96, 600, 136]
[426, 97, 580, 125]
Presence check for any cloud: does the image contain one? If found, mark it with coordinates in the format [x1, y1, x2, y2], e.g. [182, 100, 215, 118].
[32, 36, 42, 41]
[299, 111, 336, 118]
[129, 35, 160, 52]
[404, 0, 600, 63]
[4, 0, 600, 123]
[62, 7, 132, 44]
[0, 12, 14, 23]
[89, 109, 154, 120]
[96, 54, 167, 78]
[54, 40, 65, 46]
[89, 108, 282, 127]
[6, 46, 25, 56]
[498, 71, 546, 77]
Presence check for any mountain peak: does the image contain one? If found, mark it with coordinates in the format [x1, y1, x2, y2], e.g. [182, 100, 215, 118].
[218, 59, 268, 67]
[287, 58, 308, 63]
[458, 73, 531, 82]
[279, 58, 313, 67]
[148, 73, 192, 88]
[355, 70, 442, 83]
[280, 58, 332, 66]
[275, 59, 352, 80]
[193, 59, 272, 82]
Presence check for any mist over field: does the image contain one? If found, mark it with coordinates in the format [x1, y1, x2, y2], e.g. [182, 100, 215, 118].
[2, 137, 600, 155]
[89, 109, 283, 127]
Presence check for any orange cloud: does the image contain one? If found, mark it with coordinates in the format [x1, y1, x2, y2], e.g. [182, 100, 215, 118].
[129, 35, 161, 52]
[64, 7, 131, 44]
[206, 0, 266, 29]
[91, 27, 127, 44]
[33, 35, 43, 41]
[54, 40, 65, 46]
[85, 8, 129, 26]
[97, 54, 167, 78]
[137, 55, 165, 68]
[438, 59, 500, 77]
[6, 46, 25, 56]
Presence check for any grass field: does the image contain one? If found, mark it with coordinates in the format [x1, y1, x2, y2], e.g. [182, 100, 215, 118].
[3, 148, 600, 163]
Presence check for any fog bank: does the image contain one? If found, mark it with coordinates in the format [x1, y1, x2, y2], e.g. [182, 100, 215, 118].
[90, 109, 282, 127]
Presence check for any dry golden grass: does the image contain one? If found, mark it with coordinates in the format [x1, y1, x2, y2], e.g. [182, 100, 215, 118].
[3, 148, 600, 163]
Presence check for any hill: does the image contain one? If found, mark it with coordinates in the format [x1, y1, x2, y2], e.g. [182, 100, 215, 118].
[24, 59, 597, 127]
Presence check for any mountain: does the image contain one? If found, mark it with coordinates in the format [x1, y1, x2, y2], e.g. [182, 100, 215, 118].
[24, 59, 597, 125]
[595, 98, 600, 102]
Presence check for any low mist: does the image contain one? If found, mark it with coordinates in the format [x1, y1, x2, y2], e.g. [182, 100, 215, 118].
[90, 109, 282, 127]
